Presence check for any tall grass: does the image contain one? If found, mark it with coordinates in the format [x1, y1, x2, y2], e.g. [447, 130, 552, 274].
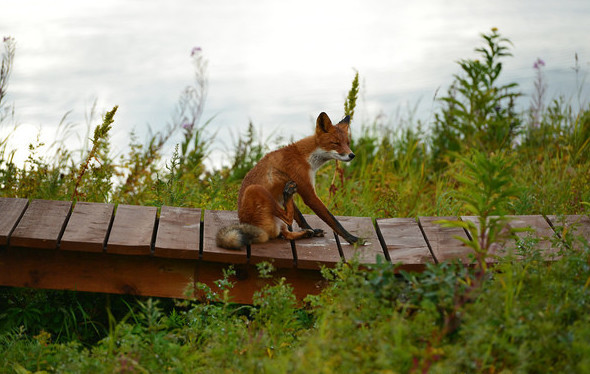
[0, 29, 589, 373]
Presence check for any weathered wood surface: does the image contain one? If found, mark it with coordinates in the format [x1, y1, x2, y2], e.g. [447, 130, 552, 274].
[418, 216, 471, 263]
[295, 214, 343, 269]
[376, 218, 434, 270]
[61, 202, 114, 252]
[154, 206, 201, 259]
[462, 215, 560, 260]
[201, 210, 248, 264]
[335, 215, 385, 264]
[9, 199, 72, 249]
[106, 205, 157, 255]
[547, 215, 590, 250]
[0, 247, 196, 298]
[1, 197, 589, 303]
[0, 197, 28, 245]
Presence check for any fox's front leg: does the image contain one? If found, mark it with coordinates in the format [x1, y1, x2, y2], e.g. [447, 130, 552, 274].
[298, 188, 360, 244]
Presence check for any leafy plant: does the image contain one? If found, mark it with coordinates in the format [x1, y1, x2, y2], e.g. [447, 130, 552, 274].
[72, 105, 117, 201]
[151, 145, 187, 207]
[344, 69, 359, 120]
[431, 28, 521, 170]
[439, 150, 522, 272]
[329, 70, 361, 203]
[225, 121, 269, 183]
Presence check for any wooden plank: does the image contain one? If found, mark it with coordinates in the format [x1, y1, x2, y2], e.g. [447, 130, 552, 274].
[201, 210, 248, 264]
[106, 204, 157, 255]
[509, 215, 556, 247]
[10, 199, 72, 249]
[462, 215, 558, 260]
[376, 218, 435, 270]
[154, 206, 201, 259]
[202, 210, 297, 267]
[419, 216, 471, 263]
[547, 215, 590, 251]
[0, 247, 196, 299]
[294, 214, 343, 269]
[0, 197, 28, 245]
[502, 215, 555, 257]
[0, 246, 326, 303]
[460, 216, 518, 260]
[334, 216, 386, 264]
[60, 202, 114, 252]
[248, 236, 296, 268]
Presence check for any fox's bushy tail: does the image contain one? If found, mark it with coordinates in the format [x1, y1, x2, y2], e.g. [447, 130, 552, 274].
[216, 223, 269, 250]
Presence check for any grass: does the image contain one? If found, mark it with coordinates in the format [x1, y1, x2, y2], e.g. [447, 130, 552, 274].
[0, 29, 589, 373]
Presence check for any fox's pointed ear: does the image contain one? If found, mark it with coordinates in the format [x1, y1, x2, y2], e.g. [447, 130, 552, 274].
[316, 112, 333, 133]
[337, 115, 351, 132]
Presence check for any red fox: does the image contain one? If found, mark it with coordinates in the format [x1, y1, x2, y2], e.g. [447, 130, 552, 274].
[216, 112, 362, 249]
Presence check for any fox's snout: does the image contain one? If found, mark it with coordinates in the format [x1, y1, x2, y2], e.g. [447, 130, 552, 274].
[335, 151, 355, 162]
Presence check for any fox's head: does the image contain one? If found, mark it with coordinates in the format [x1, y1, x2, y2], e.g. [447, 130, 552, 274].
[315, 112, 355, 162]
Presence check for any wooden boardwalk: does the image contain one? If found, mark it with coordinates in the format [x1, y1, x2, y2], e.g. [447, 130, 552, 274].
[1, 198, 589, 303]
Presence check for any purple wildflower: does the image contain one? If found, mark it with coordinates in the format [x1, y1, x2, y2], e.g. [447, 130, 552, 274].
[190, 46, 202, 57]
[533, 58, 545, 70]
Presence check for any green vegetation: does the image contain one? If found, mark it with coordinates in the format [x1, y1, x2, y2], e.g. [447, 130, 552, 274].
[1, 29, 589, 373]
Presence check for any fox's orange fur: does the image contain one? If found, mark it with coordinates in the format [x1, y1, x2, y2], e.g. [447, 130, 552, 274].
[216, 112, 360, 250]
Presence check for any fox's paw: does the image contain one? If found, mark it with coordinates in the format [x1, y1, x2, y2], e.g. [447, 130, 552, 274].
[283, 181, 297, 197]
[349, 236, 367, 247]
[312, 228, 325, 237]
[303, 229, 316, 238]
[346, 235, 364, 245]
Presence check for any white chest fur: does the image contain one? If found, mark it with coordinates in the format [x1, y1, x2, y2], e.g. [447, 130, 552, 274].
[308, 148, 333, 171]
[307, 148, 333, 190]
